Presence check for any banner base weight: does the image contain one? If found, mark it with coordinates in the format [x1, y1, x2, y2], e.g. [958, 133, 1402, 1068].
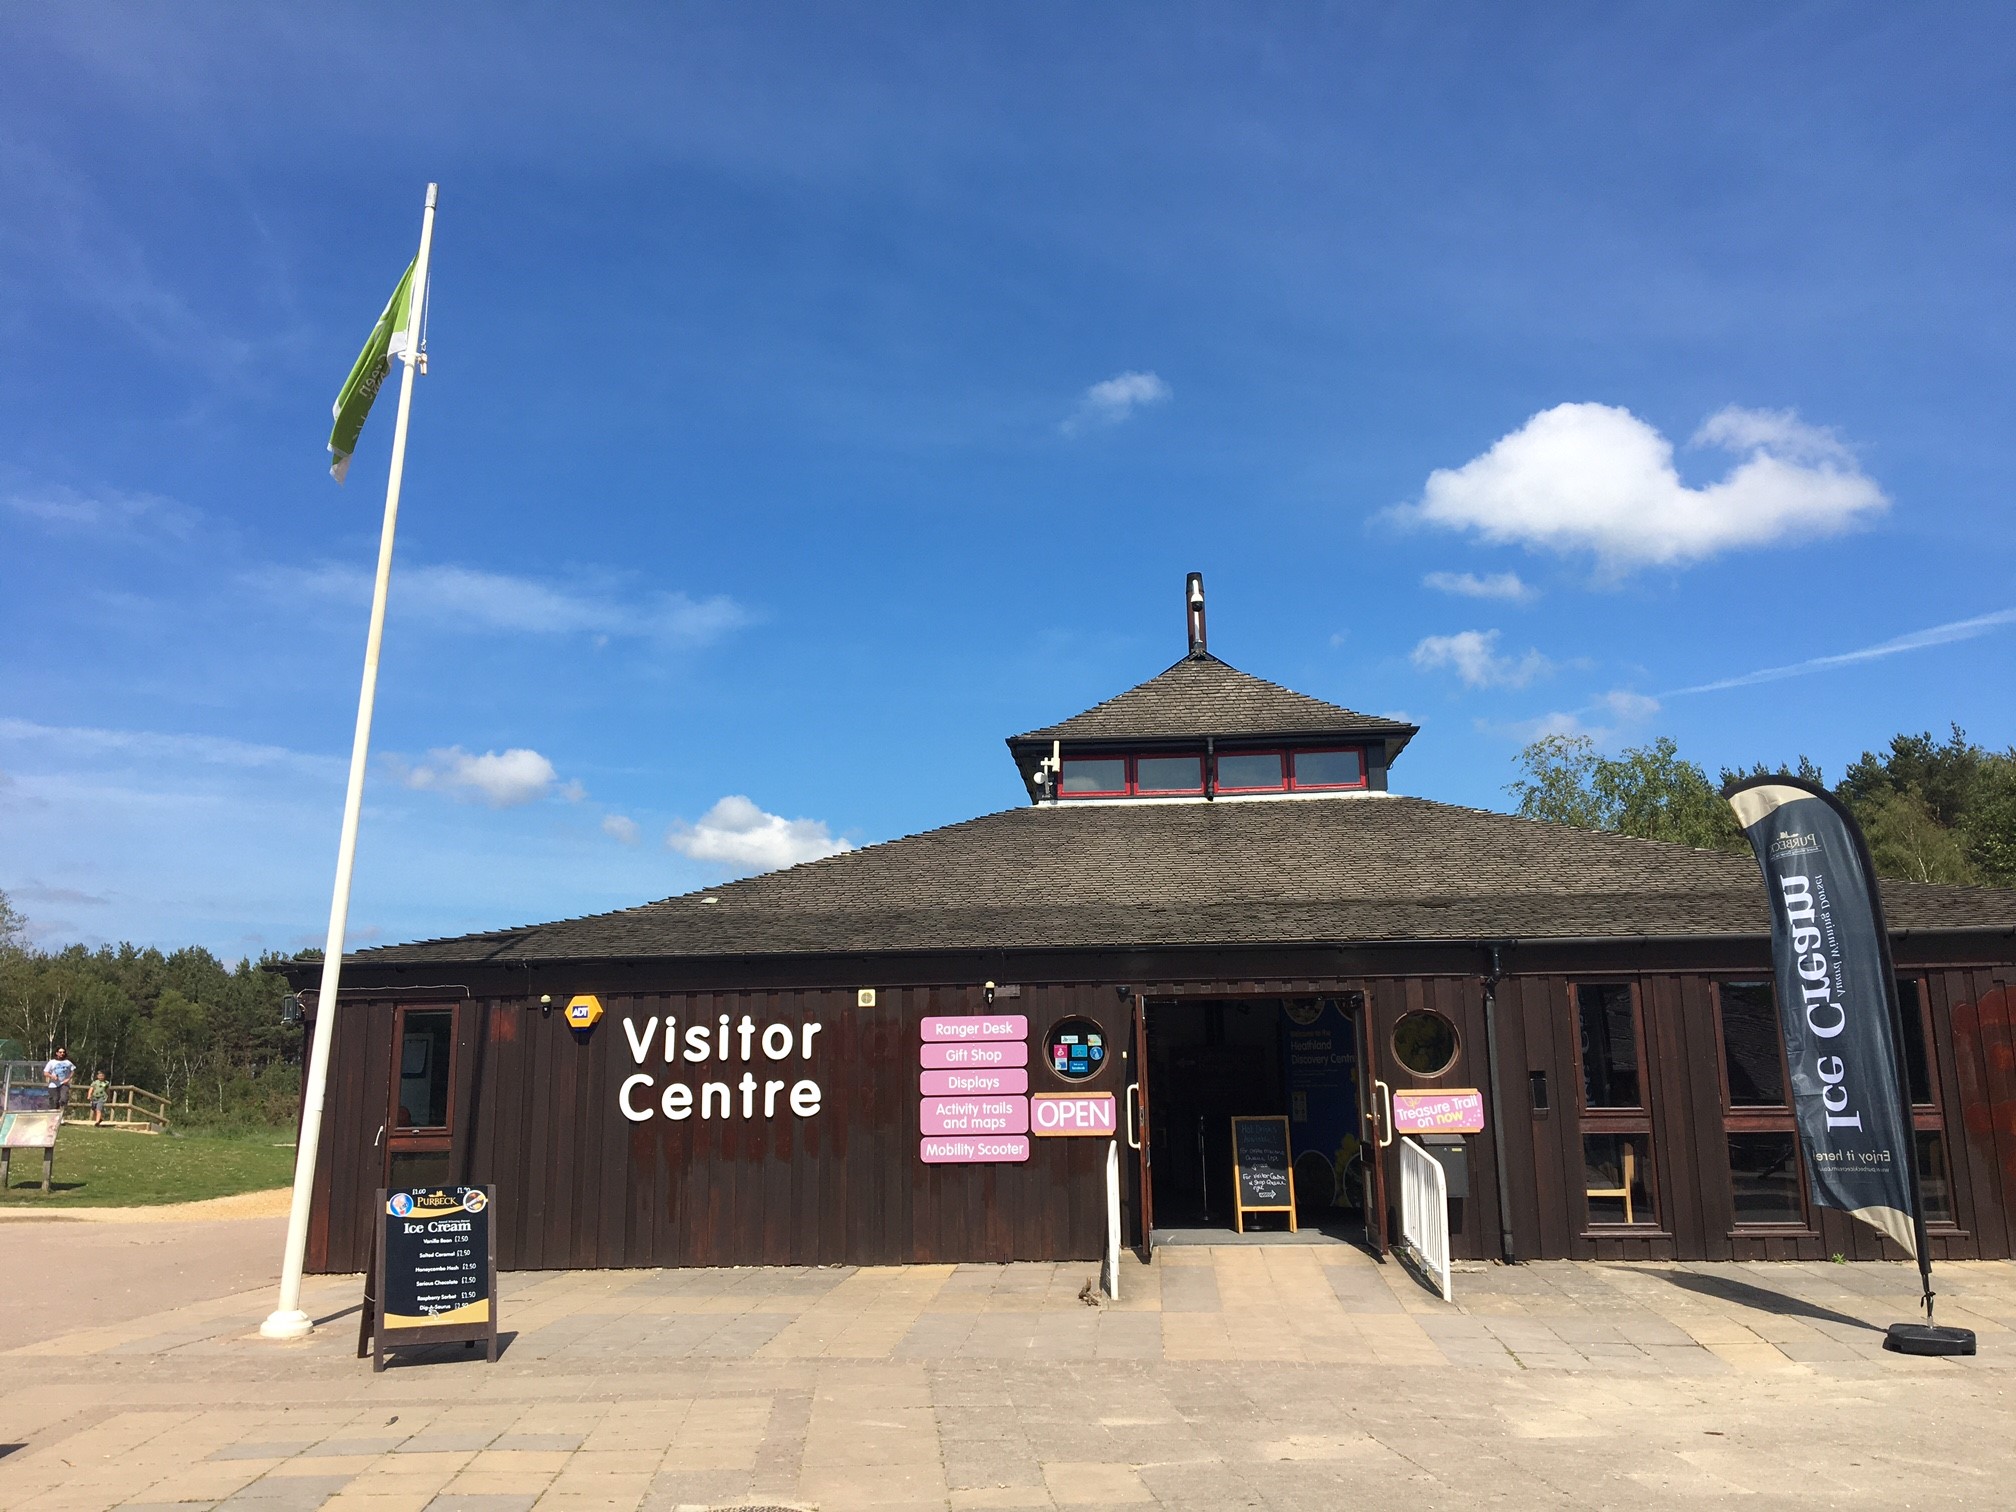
[1884, 1323, 1975, 1356]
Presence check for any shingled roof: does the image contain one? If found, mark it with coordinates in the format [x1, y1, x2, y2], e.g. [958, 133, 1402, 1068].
[1009, 654, 1418, 749]
[348, 795, 2016, 967]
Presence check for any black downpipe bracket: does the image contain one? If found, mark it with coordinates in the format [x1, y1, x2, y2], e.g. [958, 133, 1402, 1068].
[1482, 943, 1519, 1264]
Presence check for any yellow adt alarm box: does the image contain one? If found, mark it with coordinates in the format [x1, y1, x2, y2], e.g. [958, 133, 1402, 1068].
[564, 994, 604, 1033]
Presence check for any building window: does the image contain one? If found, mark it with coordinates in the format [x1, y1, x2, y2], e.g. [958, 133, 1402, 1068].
[1391, 1009, 1458, 1077]
[1214, 751, 1285, 792]
[1714, 980, 1803, 1229]
[1059, 756, 1129, 797]
[1577, 983, 1641, 1110]
[1727, 1131, 1803, 1225]
[397, 1009, 455, 1130]
[1135, 755, 1204, 794]
[1290, 748, 1366, 790]
[1896, 977, 1956, 1226]
[1574, 982, 1657, 1228]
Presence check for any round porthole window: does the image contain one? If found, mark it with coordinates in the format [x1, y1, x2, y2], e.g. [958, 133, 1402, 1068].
[1391, 1009, 1458, 1078]
[1044, 1017, 1109, 1082]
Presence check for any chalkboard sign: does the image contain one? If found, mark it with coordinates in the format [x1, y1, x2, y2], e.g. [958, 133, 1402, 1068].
[359, 1185, 498, 1371]
[1230, 1116, 1297, 1233]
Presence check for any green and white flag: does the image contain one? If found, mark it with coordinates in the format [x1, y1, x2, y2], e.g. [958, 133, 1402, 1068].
[327, 259, 418, 483]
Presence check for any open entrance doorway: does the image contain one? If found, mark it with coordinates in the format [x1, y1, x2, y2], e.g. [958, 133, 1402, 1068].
[1139, 995, 1376, 1248]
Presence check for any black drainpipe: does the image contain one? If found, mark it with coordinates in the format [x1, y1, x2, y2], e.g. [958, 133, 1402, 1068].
[1204, 736, 1216, 799]
[1482, 942, 1518, 1264]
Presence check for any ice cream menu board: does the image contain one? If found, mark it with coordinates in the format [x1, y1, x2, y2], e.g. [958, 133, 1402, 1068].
[919, 1014, 1030, 1163]
[360, 1185, 498, 1371]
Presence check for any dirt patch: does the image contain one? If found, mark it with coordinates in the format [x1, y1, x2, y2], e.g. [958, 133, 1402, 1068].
[0, 1186, 292, 1223]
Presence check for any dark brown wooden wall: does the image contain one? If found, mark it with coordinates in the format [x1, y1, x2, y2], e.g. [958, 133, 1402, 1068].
[308, 984, 1124, 1274]
[307, 959, 2016, 1272]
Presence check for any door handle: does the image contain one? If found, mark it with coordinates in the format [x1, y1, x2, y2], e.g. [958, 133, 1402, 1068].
[1125, 1084, 1142, 1150]
[1374, 1080, 1394, 1148]
[373, 1123, 385, 1149]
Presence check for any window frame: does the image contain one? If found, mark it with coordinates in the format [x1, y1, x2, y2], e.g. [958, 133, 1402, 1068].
[1712, 979, 1810, 1231]
[1895, 974, 1960, 1231]
[1132, 753, 1206, 796]
[1056, 753, 1132, 799]
[1570, 979, 1661, 1232]
[1213, 748, 1288, 794]
[1288, 746, 1369, 792]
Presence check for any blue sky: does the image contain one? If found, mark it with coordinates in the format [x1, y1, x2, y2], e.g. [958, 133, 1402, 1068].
[3, 4, 2012, 957]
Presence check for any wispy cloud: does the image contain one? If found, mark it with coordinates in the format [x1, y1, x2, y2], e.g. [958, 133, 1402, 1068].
[1422, 570, 1537, 603]
[251, 561, 751, 647]
[601, 814, 640, 845]
[6, 484, 199, 542]
[394, 746, 581, 808]
[1665, 608, 2016, 696]
[1485, 688, 1661, 746]
[1062, 370, 1171, 435]
[666, 795, 852, 874]
[1410, 629, 1552, 689]
[0, 718, 340, 778]
[1395, 402, 1886, 573]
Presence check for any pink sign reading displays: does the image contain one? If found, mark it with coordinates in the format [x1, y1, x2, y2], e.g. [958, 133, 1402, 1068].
[921, 1135, 1030, 1164]
[920, 1068, 1029, 1097]
[920, 1041, 1030, 1069]
[1030, 1092, 1116, 1137]
[1392, 1088, 1486, 1135]
[920, 1014, 1028, 1042]
[921, 1096, 1029, 1136]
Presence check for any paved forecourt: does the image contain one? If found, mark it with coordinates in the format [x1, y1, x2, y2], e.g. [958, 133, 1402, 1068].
[2, 1233, 2013, 1511]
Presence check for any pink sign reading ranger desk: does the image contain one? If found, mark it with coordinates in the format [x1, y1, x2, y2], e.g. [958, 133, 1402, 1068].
[1391, 1088, 1486, 1135]
[919, 1015, 1030, 1163]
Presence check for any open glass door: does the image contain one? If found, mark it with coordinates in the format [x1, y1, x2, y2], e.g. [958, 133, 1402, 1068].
[1352, 990, 1392, 1257]
[1127, 993, 1153, 1262]
[384, 1004, 457, 1191]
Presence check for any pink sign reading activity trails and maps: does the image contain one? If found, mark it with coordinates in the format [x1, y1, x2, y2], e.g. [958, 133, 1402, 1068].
[1391, 1088, 1486, 1135]
[920, 1068, 1029, 1097]
[920, 1041, 1030, 1069]
[920, 1014, 1028, 1042]
[921, 1097, 1029, 1136]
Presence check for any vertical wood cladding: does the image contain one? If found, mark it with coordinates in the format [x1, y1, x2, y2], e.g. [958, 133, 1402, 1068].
[306, 963, 2016, 1273]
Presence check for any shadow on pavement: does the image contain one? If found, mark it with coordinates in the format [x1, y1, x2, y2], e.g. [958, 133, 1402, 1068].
[1652, 1269, 1881, 1331]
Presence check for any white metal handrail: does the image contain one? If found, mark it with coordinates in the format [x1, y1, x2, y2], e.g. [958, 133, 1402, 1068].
[1398, 1136, 1452, 1303]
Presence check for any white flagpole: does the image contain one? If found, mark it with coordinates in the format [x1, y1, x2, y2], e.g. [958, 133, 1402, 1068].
[262, 183, 437, 1341]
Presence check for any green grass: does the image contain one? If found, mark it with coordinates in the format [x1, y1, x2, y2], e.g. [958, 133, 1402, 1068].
[0, 1125, 296, 1207]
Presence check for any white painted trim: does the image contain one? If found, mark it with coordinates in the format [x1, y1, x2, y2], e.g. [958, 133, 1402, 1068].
[1036, 789, 1396, 810]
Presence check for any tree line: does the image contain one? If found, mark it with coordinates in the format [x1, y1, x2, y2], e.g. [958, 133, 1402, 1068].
[1509, 724, 2016, 887]
[0, 892, 302, 1128]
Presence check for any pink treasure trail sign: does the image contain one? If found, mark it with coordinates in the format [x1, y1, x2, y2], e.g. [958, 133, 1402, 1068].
[920, 1068, 1029, 1097]
[1391, 1088, 1486, 1135]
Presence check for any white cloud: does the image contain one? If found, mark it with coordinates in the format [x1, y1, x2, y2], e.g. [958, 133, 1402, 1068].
[1596, 689, 1662, 722]
[1399, 402, 1887, 572]
[1062, 370, 1171, 434]
[1422, 570, 1537, 603]
[666, 795, 853, 874]
[255, 562, 750, 647]
[6, 484, 198, 541]
[1410, 629, 1552, 689]
[1666, 606, 2016, 696]
[398, 746, 570, 808]
[601, 814, 640, 845]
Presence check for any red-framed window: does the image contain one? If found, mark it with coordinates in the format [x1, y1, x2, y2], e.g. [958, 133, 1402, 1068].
[1134, 754, 1205, 795]
[1058, 755, 1130, 797]
[1289, 748, 1367, 791]
[1214, 750, 1287, 792]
